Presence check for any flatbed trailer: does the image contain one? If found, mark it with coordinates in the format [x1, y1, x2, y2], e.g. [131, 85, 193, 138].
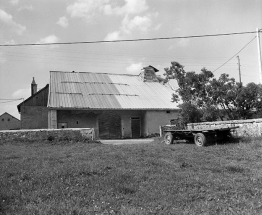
[163, 126, 239, 146]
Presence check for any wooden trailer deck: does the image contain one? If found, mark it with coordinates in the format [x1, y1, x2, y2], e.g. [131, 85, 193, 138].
[163, 126, 239, 146]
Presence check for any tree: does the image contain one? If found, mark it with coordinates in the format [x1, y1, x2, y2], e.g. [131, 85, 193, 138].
[164, 61, 262, 123]
[235, 82, 262, 119]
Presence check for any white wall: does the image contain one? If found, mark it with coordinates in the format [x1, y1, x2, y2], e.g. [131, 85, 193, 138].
[143, 110, 179, 136]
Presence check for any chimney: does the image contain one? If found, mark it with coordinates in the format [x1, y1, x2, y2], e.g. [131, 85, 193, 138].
[139, 65, 159, 82]
[31, 77, 37, 95]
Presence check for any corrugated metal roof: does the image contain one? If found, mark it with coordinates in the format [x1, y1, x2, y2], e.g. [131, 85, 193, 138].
[48, 71, 179, 110]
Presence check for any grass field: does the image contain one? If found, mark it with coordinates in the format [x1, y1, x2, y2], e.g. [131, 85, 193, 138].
[1, 138, 262, 214]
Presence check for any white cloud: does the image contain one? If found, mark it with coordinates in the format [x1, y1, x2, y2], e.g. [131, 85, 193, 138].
[154, 23, 161, 31]
[37, 34, 59, 44]
[104, 31, 122, 41]
[37, 35, 60, 49]
[104, 0, 148, 16]
[10, 0, 19, 5]
[178, 38, 189, 47]
[105, 13, 154, 40]
[126, 62, 143, 74]
[57, 16, 68, 28]
[5, 39, 16, 45]
[122, 15, 152, 33]
[66, 0, 148, 21]
[12, 88, 30, 99]
[18, 5, 33, 11]
[67, 0, 108, 20]
[0, 9, 26, 35]
[169, 38, 190, 49]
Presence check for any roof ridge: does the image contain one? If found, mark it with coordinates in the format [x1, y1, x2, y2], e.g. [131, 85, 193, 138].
[50, 71, 138, 76]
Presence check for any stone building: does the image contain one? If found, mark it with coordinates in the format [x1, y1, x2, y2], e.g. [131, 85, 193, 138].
[18, 66, 179, 138]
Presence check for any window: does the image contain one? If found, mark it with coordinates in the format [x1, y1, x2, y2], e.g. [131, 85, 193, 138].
[166, 110, 171, 113]
[8, 118, 10, 121]
[1, 119, 4, 121]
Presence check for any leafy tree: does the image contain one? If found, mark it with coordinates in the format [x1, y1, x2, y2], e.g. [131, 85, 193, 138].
[177, 102, 203, 128]
[164, 61, 262, 123]
[235, 82, 262, 119]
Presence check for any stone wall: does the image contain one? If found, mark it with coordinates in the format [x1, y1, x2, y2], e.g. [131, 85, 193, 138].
[0, 128, 95, 143]
[187, 118, 262, 137]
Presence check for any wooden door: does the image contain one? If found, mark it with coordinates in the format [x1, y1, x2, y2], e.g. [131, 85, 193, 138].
[99, 112, 121, 139]
[131, 117, 141, 138]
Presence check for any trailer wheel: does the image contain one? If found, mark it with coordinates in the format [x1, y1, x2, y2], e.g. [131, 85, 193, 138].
[164, 132, 174, 145]
[194, 133, 207, 147]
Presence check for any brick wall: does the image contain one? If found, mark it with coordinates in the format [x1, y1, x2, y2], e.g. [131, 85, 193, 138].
[187, 118, 262, 137]
[0, 128, 95, 143]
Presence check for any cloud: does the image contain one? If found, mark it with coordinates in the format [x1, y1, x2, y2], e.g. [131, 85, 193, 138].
[10, 0, 19, 5]
[104, 0, 148, 16]
[37, 34, 59, 44]
[0, 9, 26, 35]
[57, 16, 68, 28]
[104, 31, 122, 41]
[122, 15, 152, 33]
[105, 13, 155, 40]
[67, 0, 108, 20]
[5, 39, 16, 45]
[169, 38, 190, 49]
[126, 62, 143, 74]
[18, 5, 33, 11]
[154, 23, 161, 31]
[12, 88, 30, 99]
[37, 35, 60, 48]
[66, 0, 148, 21]
[178, 38, 189, 47]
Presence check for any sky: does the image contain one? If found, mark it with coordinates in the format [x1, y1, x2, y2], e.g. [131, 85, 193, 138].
[0, 0, 262, 119]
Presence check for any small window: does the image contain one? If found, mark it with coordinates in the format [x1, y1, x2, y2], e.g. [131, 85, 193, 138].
[8, 118, 10, 121]
[166, 110, 171, 113]
[76, 121, 79, 124]
[1, 119, 4, 121]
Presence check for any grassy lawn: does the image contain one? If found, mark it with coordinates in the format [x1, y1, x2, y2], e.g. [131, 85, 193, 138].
[1, 138, 262, 214]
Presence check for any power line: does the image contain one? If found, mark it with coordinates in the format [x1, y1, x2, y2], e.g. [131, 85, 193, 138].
[0, 98, 23, 100]
[212, 36, 257, 73]
[0, 31, 257, 47]
[0, 99, 23, 104]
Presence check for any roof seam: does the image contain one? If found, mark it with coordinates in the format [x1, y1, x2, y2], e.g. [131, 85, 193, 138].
[86, 93, 138, 96]
[61, 81, 129, 86]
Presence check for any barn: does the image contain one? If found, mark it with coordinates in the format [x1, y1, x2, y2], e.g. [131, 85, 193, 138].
[18, 66, 179, 139]
[0, 112, 20, 130]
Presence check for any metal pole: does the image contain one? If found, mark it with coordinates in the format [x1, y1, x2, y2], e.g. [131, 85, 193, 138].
[257, 28, 262, 83]
[237, 56, 241, 84]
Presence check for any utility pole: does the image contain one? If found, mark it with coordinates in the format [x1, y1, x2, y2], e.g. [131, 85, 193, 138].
[257, 28, 262, 83]
[237, 56, 241, 84]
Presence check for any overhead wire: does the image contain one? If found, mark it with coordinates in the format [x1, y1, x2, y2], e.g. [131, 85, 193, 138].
[0, 98, 23, 100]
[212, 36, 257, 72]
[0, 98, 23, 104]
[0, 31, 257, 47]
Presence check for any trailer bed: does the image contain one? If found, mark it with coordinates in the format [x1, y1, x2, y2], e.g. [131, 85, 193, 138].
[163, 126, 239, 146]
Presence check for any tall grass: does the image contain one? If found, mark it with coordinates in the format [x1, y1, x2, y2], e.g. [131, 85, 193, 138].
[1, 138, 262, 214]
